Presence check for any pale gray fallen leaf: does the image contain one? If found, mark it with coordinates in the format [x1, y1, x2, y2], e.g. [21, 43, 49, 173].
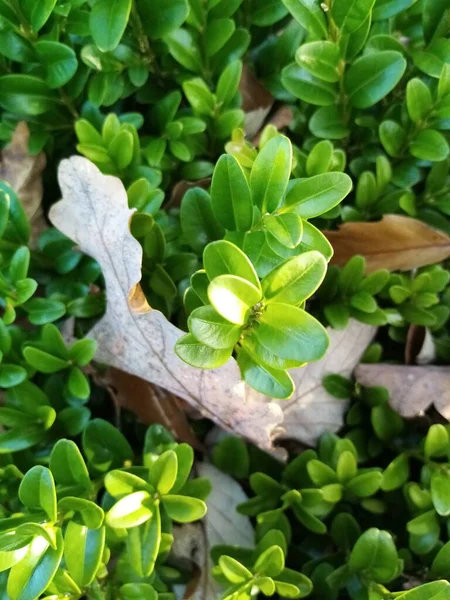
[247, 320, 377, 445]
[50, 157, 284, 452]
[355, 364, 450, 419]
[172, 463, 254, 600]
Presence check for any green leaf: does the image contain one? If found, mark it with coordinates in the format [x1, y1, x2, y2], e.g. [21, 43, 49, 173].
[372, 0, 414, 20]
[307, 140, 334, 176]
[406, 78, 433, 123]
[189, 306, 241, 350]
[332, 0, 376, 33]
[431, 541, 450, 578]
[208, 275, 262, 325]
[283, 173, 352, 217]
[203, 240, 260, 288]
[58, 496, 103, 529]
[410, 129, 450, 162]
[399, 581, 450, 599]
[431, 471, 450, 516]
[127, 508, 161, 577]
[137, 0, 189, 39]
[182, 78, 215, 116]
[219, 555, 252, 583]
[180, 188, 224, 254]
[64, 522, 105, 586]
[165, 28, 202, 73]
[0, 365, 27, 388]
[381, 453, 410, 491]
[83, 419, 133, 472]
[263, 213, 303, 249]
[282, 0, 327, 38]
[300, 221, 334, 261]
[262, 251, 327, 305]
[323, 374, 354, 399]
[237, 347, 294, 399]
[282, 64, 338, 106]
[211, 155, 253, 231]
[309, 105, 350, 140]
[19, 466, 57, 521]
[349, 528, 398, 583]
[121, 583, 158, 600]
[425, 424, 449, 458]
[7, 529, 63, 600]
[254, 546, 284, 577]
[345, 51, 407, 108]
[90, 0, 131, 52]
[379, 120, 407, 157]
[250, 135, 292, 213]
[0, 75, 59, 116]
[175, 333, 232, 368]
[296, 41, 340, 82]
[35, 41, 78, 89]
[256, 303, 329, 363]
[149, 450, 178, 495]
[23, 347, 69, 373]
[106, 491, 153, 528]
[217, 60, 242, 105]
[69, 339, 97, 366]
[346, 471, 383, 498]
[204, 18, 235, 56]
[162, 495, 206, 522]
[21, 0, 57, 31]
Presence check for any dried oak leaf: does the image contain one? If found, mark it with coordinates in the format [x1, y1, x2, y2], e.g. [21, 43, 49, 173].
[355, 364, 450, 419]
[104, 368, 201, 449]
[0, 122, 47, 241]
[248, 320, 377, 446]
[325, 215, 450, 273]
[240, 66, 274, 139]
[49, 157, 283, 453]
[172, 463, 254, 600]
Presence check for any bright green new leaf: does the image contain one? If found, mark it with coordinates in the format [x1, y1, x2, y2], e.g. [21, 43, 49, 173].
[162, 495, 207, 522]
[219, 555, 252, 583]
[203, 240, 260, 288]
[106, 491, 153, 529]
[262, 251, 327, 305]
[263, 213, 303, 249]
[283, 173, 352, 217]
[431, 471, 450, 516]
[237, 347, 295, 399]
[127, 508, 161, 577]
[7, 530, 64, 600]
[256, 303, 329, 363]
[64, 522, 105, 587]
[175, 334, 233, 368]
[208, 275, 262, 325]
[189, 306, 242, 349]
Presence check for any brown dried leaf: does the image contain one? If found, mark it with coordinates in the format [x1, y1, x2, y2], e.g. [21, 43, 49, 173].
[50, 157, 284, 453]
[0, 122, 47, 242]
[240, 66, 274, 138]
[355, 364, 450, 419]
[172, 463, 254, 600]
[405, 325, 426, 365]
[247, 320, 377, 446]
[253, 105, 294, 145]
[169, 177, 211, 208]
[325, 215, 450, 273]
[104, 368, 201, 449]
